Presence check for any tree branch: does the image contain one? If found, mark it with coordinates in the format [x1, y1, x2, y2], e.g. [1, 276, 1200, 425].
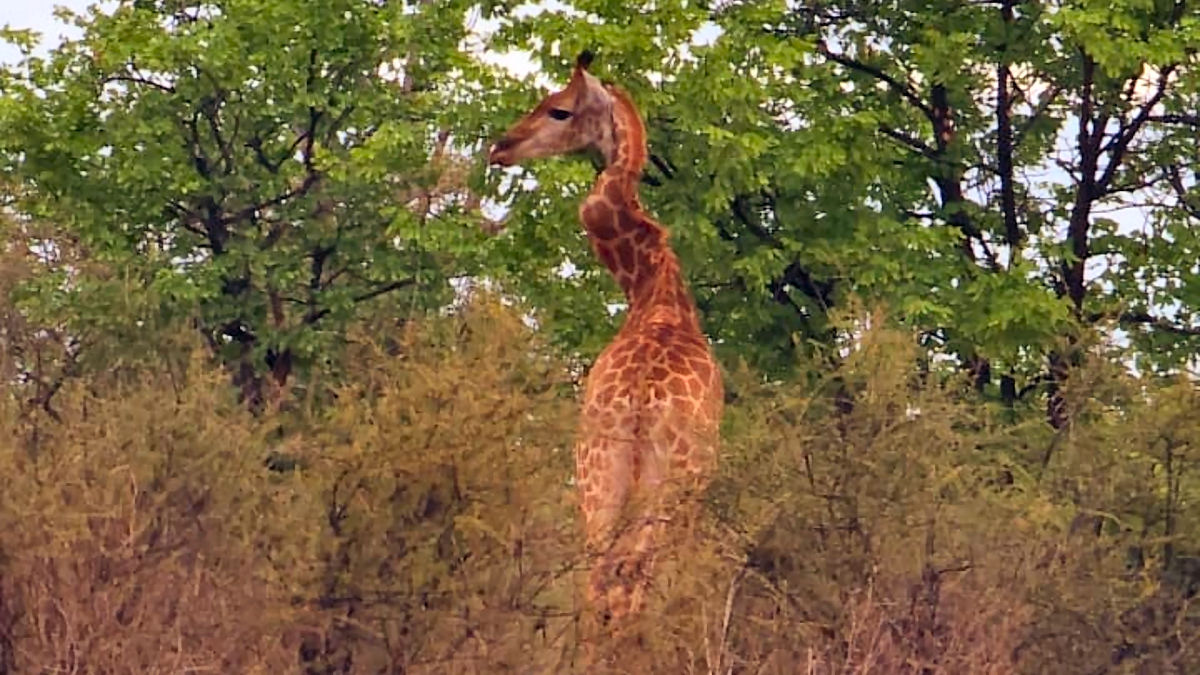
[1013, 83, 1063, 147]
[649, 152, 676, 179]
[102, 74, 176, 94]
[996, 0, 1021, 250]
[305, 278, 417, 324]
[815, 41, 935, 123]
[307, 245, 333, 321]
[222, 171, 321, 225]
[1147, 113, 1200, 127]
[879, 124, 938, 160]
[729, 194, 779, 246]
[1094, 310, 1200, 337]
[246, 136, 282, 173]
[1166, 165, 1200, 220]
[1097, 65, 1177, 194]
[200, 94, 236, 175]
[1062, 49, 1100, 310]
[182, 109, 213, 180]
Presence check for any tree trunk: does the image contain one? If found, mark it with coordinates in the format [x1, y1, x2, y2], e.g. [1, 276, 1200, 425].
[230, 345, 292, 415]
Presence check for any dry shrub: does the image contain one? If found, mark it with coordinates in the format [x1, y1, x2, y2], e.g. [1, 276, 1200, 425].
[1, 295, 1196, 674]
[625, 311, 1199, 675]
[627, 309, 1051, 674]
[1016, 351, 1200, 673]
[275, 297, 582, 673]
[0, 351, 298, 673]
[0, 297, 584, 674]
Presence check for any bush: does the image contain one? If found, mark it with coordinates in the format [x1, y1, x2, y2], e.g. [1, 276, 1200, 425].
[0, 298, 580, 673]
[277, 299, 580, 672]
[1, 299, 1197, 673]
[0, 352, 294, 673]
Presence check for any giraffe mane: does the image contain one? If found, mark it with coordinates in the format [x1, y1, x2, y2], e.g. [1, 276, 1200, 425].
[602, 84, 649, 180]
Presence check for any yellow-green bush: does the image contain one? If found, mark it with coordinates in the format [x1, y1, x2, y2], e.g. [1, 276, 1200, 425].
[0, 298, 582, 673]
[632, 309, 1199, 674]
[0, 352, 295, 673]
[276, 299, 581, 672]
[1, 298, 1197, 673]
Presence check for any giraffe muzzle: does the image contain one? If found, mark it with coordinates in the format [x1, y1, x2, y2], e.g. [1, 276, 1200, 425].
[488, 137, 519, 166]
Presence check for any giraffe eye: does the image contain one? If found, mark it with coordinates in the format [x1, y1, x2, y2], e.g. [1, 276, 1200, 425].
[548, 108, 572, 121]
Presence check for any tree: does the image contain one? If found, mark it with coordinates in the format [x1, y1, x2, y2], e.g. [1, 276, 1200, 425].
[482, 0, 1200, 426]
[0, 0, 497, 410]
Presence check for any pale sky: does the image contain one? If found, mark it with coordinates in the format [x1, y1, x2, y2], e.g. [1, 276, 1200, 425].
[0, 1, 105, 64]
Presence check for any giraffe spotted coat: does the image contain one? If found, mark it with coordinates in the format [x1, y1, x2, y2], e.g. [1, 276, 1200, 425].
[488, 52, 723, 639]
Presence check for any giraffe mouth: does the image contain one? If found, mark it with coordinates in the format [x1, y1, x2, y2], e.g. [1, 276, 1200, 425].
[488, 137, 519, 166]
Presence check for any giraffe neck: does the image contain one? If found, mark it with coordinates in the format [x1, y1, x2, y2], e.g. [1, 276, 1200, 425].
[600, 85, 647, 177]
[578, 86, 700, 333]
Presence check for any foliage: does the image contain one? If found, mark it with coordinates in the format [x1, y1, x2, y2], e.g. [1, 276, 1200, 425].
[0, 297, 583, 673]
[710, 308, 1200, 673]
[6, 0, 1200, 419]
[481, 0, 1200, 416]
[0, 0, 498, 407]
[0, 346, 295, 673]
[283, 299, 580, 671]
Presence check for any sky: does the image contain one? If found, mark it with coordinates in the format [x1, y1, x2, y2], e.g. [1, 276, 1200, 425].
[0, 1, 106, 64]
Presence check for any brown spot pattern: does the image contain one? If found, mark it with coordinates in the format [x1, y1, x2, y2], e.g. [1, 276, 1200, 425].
[615, 239, 635, 271]
[496, 69, 724, 644]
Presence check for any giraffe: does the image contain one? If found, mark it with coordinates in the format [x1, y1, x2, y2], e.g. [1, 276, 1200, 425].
[488, 51, 724, 650]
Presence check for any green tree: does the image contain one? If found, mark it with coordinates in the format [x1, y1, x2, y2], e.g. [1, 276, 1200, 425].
[482, 0, 1200, 425]
[1, 0, 496, 410]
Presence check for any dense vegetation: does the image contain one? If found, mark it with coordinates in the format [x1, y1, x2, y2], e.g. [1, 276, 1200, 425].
[1, 0, 1198, 672]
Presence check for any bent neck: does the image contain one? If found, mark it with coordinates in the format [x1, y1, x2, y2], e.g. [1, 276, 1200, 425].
[578, 86, 700, 332]
[598, 85, 648, 179]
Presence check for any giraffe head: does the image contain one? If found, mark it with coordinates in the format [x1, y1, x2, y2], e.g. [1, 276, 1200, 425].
[488, 51, 615, 167]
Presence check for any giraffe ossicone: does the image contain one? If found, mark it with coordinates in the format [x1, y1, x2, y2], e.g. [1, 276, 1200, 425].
[488, 52, 724, 648]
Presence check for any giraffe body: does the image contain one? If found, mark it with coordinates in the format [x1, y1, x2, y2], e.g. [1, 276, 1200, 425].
[489, 52, 723, 644]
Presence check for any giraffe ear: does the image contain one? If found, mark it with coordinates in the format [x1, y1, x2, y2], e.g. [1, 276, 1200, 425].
[568, 50, 608, 111]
